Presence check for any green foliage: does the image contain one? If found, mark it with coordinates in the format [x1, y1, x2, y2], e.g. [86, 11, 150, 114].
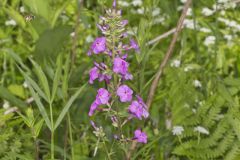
[0, 0, 240, 159]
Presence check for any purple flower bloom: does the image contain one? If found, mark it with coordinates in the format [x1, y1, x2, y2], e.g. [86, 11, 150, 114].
[128, 97, 149, 120]
[96, 88, 111, 105]
[112, 0, 117, 8]
[113, 57, 129, 75]
[134, 129, 147, 144]
[89, 101, 99, 116]
[98, 74, 112, 83]
[121, 20, 128, 26]
[97, 24, 109, 32]
[117, 85, 133, 102]
[88, 37, 106, 55]
[123, 72, 133, 80]
[89, 66, 100, 84]
[130, 39, 140, 53]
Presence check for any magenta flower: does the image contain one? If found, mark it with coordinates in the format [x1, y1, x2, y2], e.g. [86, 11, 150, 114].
[96, 88, 111, 105]
[130, 39, 140, 53]
[113, 57, 129, 75]
[134, 129, 147, 143]
[88, 37, 106, 55]
[89, 66, 100, 84]
[89, 101, 99, 116]
[117, 85, 133, 102]
[128, 97, 149, 120]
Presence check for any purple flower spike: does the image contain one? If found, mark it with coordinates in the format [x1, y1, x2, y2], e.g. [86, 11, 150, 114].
[117, 85, 133, 102]
[89, 66, 100, 84]
[134, 129, 147, 144]
[130, 39, 140, 53]
[96, 88, 111, 105]
[89, 37, 106, 55]
[89, 101, 99, 116]
[113, 57, 129, 75]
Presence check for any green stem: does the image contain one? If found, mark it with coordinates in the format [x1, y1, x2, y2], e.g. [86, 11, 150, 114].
[50, 103, 55, 160]
[103, 141, 111, 160]
[67, 113, 75, 160]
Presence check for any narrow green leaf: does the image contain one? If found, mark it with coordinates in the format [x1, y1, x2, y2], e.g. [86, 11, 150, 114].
[5, 49, 30, 72]
[51, 55, 63, 102]
[30, 59, 51, 102]
[34, 119, 44, 138]
[54, 84, 86, 130]
[17, 112, 31, 127]
[3, 7, 26, 28]
[51, 0, 71, 28]
[27, 82, 52, 130]
[62, 55, 70, 99]
[18, 66, 48, 102]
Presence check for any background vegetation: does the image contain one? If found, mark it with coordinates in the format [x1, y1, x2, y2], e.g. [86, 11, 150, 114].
[0, 0, 240, 159]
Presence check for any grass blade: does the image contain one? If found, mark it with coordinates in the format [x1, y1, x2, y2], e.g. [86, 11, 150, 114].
[30, 59, 51, 102]
[51, 55, 62, 102]
[54, 83, 86, 130]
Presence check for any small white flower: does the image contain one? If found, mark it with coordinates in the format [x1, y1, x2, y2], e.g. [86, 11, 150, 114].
[137, 8, 144, 14]
[23, 81, 28, 88]
[152, 8, 161, 17]
[184, 66, 193, 72]
[204, 36, 216, 46]
[193, 80, 202, 88]
[228, 21, 238, 28]
[224, 35, 232, 41]
[194, 126, 209, 135]
[5, 19, 17, 26]
[153, 17, 165, 25]
[187, 8, 192, 16]
[20, 6, 25, 13]
[86, 35, 94, 43]
[3, 101, 10, 109]
[172, 126, 184, 136]
[183, 19, 194, 29]
[170, 59, 181, 68]
[118, 1, 130, 7]
[220, 10, 226, 15]
[218, 0, 229, 3]
[199, 27, 211, 33]
[180, 0, 187, 3]
[70, 32, 75, 37]
[201, 7, 215, 16]
[192, 108, 197, 113]
[132, 0, 143, 7]
[177, 6, 184, 11]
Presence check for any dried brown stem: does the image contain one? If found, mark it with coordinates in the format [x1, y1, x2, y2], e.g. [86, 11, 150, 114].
[126, 0, 192, 159]
[146, 0, 192, 110]
[146, 28, 177, 46]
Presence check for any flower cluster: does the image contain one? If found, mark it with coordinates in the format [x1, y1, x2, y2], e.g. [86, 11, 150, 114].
[88, 1, 148, 144]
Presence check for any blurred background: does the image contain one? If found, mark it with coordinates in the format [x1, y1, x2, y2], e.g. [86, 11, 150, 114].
[0, 0, 240, 159]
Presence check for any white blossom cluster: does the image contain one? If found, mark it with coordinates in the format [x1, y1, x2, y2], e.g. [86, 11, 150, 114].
[5, 19, 17, 26]
[170, 59, 181, 68]
[204, 36, 216, 46]
[194, 126, 209, 135]
[172, 126, 184, 136]
[193, 80, 202, 88]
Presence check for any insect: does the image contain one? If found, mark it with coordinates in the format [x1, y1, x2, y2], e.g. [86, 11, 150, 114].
[24, 15, 35, 22]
